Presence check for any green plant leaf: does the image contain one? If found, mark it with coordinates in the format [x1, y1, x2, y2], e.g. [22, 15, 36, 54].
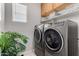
[0, 32, 28, 56]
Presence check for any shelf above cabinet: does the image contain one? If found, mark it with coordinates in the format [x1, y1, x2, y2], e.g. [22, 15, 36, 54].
[41, 9, 79, 23]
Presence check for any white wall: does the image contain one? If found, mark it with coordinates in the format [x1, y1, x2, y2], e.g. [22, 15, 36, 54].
[4, 3, 41, 55]
[0, 4, 5, 32]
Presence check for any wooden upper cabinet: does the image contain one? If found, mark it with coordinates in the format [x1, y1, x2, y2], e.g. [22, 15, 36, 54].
[54, 3, 64, 10]
[41, 3, 71, 17]
[54, 3, 71, 11]
[41, 3, 54, 17]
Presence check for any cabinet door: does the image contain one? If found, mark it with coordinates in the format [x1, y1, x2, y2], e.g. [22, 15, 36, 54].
[54, 3, 71, 11]
[54, 3, 64, 9]
[41, 3, 71, 17]
[41, 3, 54, 17]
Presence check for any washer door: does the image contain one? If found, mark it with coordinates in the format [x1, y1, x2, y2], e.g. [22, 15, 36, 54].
[34, 28, 42, 43]
[44, 29, 63, 53]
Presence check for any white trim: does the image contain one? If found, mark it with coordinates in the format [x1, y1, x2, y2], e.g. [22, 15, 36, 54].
[12, 3, 27, 23]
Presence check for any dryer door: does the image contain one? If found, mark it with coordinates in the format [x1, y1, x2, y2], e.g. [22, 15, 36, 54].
[34, 28, 42, 43]
[44, 29, 63, 53]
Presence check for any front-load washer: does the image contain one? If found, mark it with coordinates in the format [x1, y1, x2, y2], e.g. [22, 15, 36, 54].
[44, 20, 78, 56]
[34, 24, 45, 56]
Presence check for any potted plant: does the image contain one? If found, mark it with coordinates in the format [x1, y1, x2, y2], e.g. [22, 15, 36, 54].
[0, 32, 28, 56]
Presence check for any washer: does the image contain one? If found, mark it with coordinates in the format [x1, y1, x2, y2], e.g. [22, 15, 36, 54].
[44, 20, 78, 56]
[34, 24, 45, 56]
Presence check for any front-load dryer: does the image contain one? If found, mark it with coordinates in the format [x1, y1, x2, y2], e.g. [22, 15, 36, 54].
[34, 24, 44, 56]
[44, 20, 78, 56]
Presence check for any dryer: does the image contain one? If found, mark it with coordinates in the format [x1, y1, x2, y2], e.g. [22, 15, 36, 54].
[34, 24, 45, 56]
[44, 20, 78, 56]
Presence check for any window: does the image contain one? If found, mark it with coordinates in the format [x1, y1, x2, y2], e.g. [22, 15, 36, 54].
[13, 3, 27, 23]
[0, 3, 2, 21]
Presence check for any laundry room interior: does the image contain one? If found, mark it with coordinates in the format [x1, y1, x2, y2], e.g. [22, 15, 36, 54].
[0, 3, 79, 56]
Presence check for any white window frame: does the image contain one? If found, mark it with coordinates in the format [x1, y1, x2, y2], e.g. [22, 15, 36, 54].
[0, 3, 2, 21]
[12, 3, 27, 23]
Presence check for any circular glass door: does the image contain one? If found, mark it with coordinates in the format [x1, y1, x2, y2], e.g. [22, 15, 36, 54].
[34, 28, 41, 43]
[44, 29, 63, 52]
